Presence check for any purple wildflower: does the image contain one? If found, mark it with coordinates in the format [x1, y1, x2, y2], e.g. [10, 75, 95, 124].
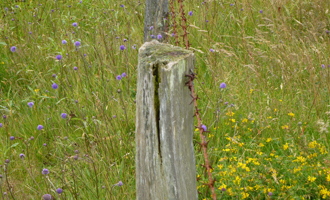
[122, 72, 126, 77]
[52, 74, 56, 78]
[157, 34, 162, 40]
[149, 26, 153, 30]
[43, 143, 47, 146]
[57, 188, 63, 194]
[28, 102, 34, 108]
[74, 41, 81, 47]
[29, 31, 32, 34]
[10, 136, 14, 141]
[123, 39, 127, 42]
[201, 125, 207, 132]
[132, 45, 137, 49]
[116, 181, 123, 186]
[72, 22, 78, 27]
[220, 82, 226, 89]
[210, 49, 214, 53]
[42, 194, 51, 200]
[73, 66, 78, 70]
[241, 8, 243, 11]
[10, 46, 16, 52]
[221, 187, 226, 191]
[120, 4, 124, 8]
[188, 11, 193, 16]
[0, 123, 2, 128]
[37, 125, 43, 130]
[259, 10, 263, 14]
[42, 168, 49, 175]
[19, 154, 25, 159]
[230, 3, 233, 6]
[151, 35, 155, 39]
[322, 64, 325, 68]
[225, 102, 228, 105]
[171, 33, 175, 37]
[113, 115, 116, 118]
[116, 75, 122, 80]
[120, 45, 125, 51]
[56, 55, 62, 60]
[52, 83, 58, 89]
[61, 113, 67, 119]
[62, 40, 67, 44]
[3, 115, 6, 119]
[268, 192, 273, 196]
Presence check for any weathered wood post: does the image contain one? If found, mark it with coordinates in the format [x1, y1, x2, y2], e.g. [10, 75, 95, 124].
[135, 40, 198, 200]
[144, 0, 169, 42]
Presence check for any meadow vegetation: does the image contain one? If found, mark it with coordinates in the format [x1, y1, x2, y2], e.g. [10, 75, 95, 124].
[0, 0, 330, 199]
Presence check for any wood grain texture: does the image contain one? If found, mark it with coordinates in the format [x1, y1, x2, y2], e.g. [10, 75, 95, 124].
[136, 40, 197, 200]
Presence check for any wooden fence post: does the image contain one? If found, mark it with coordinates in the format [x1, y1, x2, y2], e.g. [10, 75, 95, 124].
[135, 40, 198, 200]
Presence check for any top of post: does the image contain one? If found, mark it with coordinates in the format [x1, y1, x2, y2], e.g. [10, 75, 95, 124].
[139, 40, 193, 65]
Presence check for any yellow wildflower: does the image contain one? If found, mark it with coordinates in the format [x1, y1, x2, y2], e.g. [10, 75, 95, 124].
[234, 176, 241, 185]
[281, 125, 289, 129]
[283, 143, 289, 150]
[288, 112, 295, 117]
[35, 89, 40, 93]
[250, 89, 253, 94]
[266, 138, 272, 143]
[308, 176, 316, 183]
[218, 183, 227, 190]
[242, 118, 248, 123]
[309, 141, 317, 148]
[226, 111, 235, 117]
[242, 192, 249, 199]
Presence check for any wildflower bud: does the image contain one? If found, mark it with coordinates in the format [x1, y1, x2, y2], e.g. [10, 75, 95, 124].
[43, 194, 51, 200]
[19, 154, 25, 159]
[56, 188, 63, 194]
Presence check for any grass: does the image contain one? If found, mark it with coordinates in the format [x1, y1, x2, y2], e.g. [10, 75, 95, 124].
[0, 0, 330, 199]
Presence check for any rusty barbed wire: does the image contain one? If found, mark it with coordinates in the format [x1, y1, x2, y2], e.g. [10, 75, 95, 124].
[185, 71, 216, 200]
[170, 0, 179, 46]
[178, 0, 189, 49]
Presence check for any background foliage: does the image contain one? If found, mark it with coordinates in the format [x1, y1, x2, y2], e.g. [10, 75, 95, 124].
[0, 0, 330, 199]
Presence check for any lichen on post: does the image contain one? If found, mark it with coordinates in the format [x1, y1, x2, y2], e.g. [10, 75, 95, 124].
[135, 40, 198, 200]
